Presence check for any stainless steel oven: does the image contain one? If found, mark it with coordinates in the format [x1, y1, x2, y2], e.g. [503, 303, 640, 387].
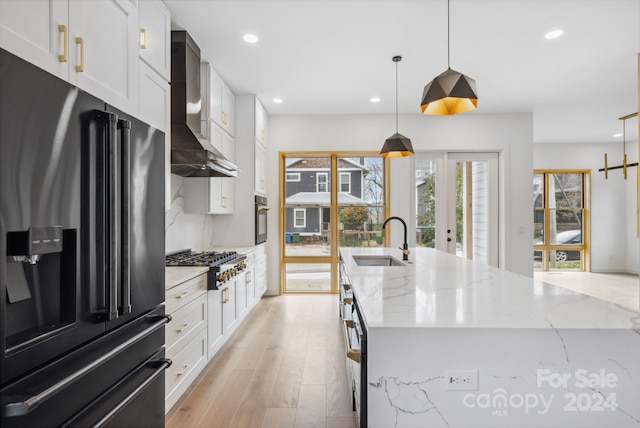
[255, 196, 269, 244]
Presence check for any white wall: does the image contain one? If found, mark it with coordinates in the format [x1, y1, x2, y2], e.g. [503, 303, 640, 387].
[533, 141, 639, 273]
[268, 113, 534, 284]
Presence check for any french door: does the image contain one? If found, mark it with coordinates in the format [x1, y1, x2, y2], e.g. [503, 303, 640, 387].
[415, 152, 499, 266]
[280, 152, 388, 293]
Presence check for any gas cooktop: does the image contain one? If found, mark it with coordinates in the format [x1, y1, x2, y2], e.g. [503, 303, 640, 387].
[165, 249, 238, 267]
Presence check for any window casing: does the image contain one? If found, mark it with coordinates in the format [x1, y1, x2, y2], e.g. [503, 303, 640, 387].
[339, 172, 351, 193]
[286, 172, 300, 182]
[294, 208, 306, 228]
[317, 173, 328, 192]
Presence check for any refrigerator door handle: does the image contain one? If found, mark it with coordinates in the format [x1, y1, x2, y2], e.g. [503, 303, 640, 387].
[0, 315, 170, 418]
[106, 111, 120, 321]
[118, 119, 132, 316]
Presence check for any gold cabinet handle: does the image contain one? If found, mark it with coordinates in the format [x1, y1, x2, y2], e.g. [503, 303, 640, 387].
[222, 111, 228, 126]
[221, 196, 227, 208]
[176, 364, 189, 376]
[75, 37, 84, 72]
[260, 129, 266, 141]
[175, 291, 190, 300]
[58, 25, 68, 62]
[176, 323, 189, 333]
[342, 320, 361, 363]
[139, 28, 147, 49]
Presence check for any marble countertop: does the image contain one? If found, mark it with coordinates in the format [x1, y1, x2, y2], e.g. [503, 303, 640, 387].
[165, 266, 209, 290]
[340, 247, 640, 330]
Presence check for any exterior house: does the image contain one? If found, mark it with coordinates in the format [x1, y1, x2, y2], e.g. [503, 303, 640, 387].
[285, 158, 369, 239]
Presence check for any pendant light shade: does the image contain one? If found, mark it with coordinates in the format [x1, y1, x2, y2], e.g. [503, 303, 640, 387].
[421, 0, 477, 115]
[380, 133, 413, 157]
[420, 68, 477, 115]
[380, 56, 414, 158]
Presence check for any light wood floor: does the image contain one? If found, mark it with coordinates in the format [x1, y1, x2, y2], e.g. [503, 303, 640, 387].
[165, 294, 356, 428]
[534, 271, 639, 310]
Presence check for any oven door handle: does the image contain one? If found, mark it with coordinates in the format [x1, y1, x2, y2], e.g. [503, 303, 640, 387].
[1, 315, 171, 418]
[257, 205, 270, 211]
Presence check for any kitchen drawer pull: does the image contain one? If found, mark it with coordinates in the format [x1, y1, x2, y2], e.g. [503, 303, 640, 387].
[175, 291, 190, 300]
[75, 37, 84, 72]
[58, 25, 68, 62]
[92, 358, 171, 427]
[342, 320, 361, 363]
[176, 364, 190, 376]
[176, 323, 189, 333]
[1, 314, 170, 418]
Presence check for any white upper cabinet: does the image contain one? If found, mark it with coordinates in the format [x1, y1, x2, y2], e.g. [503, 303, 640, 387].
[202, 63, 235, 137]
[0, 0, 140, 114]
[138, 0, 170, 81]
[0, 0, 69, 80]
[255, 98, 268, 146]
[68, 0, 139, 114]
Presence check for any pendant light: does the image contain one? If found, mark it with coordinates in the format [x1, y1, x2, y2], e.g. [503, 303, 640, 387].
[420, 0, 477, 115]
[380, 56, 414, 158]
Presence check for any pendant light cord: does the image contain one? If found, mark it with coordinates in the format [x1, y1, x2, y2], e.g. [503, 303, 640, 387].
[623, 118, 626, 156]
[392, 55, 401, 133]
[395, 58, 399, 133]
[447, 0, 451, 69]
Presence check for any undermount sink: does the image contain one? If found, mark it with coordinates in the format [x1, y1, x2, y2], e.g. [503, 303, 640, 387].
[352, 255, 405, 267]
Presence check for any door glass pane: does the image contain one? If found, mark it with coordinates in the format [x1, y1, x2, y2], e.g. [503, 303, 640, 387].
[456, 161, 491, 264]
[284, 263, 331, 292]
[338, 157, 384, 248]
[416, 159, 436, 248]
[284, 156, 332, 257]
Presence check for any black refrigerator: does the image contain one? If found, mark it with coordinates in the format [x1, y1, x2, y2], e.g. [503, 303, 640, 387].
[0, 48, 170, 426]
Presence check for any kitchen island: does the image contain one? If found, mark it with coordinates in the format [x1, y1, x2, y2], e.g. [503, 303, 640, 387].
[339, 247, 640, 428]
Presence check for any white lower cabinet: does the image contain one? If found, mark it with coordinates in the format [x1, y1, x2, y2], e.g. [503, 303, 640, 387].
[207, 288, 224, 360]
[255, 243, 267, 297]
[165, 272, 208, 412]
[222, 280, 238, 338]
[207, 280, 238, 361]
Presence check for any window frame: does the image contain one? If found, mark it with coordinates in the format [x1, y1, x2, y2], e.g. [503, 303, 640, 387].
[317, 172, 328, 193]
[286, 172, 300, 182]
[293, 208, 306, 228]
[339, 172, 351, 193]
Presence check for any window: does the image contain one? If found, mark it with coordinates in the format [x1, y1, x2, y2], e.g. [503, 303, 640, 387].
[533, 170, 589, 271]
[286, 172, 300, 182]
[294, 208, 306, 228]
[317, 173, 328, 192]
[339, 172, 351, 193]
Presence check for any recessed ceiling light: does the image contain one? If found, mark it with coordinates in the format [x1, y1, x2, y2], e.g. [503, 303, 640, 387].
[613, 133, 623, 138]
[544, 29, 565, 40]
[243, 33, 259, 43]
[273, 98, 283, 104]
[370, 97, 381, 103]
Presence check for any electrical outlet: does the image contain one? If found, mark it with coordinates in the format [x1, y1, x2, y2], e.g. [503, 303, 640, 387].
[444, 369, 479, 391]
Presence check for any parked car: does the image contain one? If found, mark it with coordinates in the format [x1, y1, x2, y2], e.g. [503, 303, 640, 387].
[534, 229, 582, 262]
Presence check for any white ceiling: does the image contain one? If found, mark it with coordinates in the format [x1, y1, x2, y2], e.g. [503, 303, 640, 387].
[164, 0, 640, 144]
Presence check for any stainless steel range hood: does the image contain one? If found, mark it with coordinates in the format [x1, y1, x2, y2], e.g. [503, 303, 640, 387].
[170, 31, 237, 178]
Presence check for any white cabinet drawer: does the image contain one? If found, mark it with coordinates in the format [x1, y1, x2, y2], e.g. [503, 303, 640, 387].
[166, 294, 207, 357]
[166, 273, 207, 314]
[165, 329, 207, 411]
